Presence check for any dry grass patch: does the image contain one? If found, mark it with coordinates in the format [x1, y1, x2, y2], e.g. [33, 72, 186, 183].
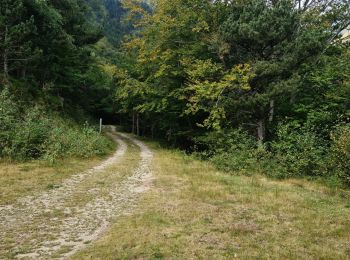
[0, 157, 107, 205]
[63, 140, 140, 209]
[0, 134, 146, 259]
[0, 132, 117, 206]
[73, 141, 350, 259]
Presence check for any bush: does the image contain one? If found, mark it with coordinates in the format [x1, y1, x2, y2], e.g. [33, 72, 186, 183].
[43, 120, 113, 162]
[194, 124, 328, 180]
[0, 89, 19, 154]
[269, 123, 325, 178]
[329, 125, 350, 185]
[8, 107, 51, 159]
[0, 88, 114, 161]
[194, 128, 267, 173]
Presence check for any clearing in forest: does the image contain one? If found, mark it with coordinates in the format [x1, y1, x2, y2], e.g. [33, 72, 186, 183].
[0, 127, 349, 259]
[0, 127, 153, 259]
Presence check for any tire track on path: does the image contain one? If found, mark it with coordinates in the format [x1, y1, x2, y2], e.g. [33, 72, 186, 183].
[0, 126, 127, 227]
[0, 128, 153, 259]
[0, 127, 126, 257]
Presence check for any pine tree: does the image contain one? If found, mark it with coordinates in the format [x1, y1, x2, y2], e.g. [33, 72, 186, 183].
[0, 0, 36, 82]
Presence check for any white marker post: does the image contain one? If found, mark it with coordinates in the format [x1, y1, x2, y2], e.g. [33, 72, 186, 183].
[99, 118, 102, 134]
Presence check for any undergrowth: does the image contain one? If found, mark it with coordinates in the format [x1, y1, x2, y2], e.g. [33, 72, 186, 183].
[194, 124, 350, 187]
[0, 88, 114, 162]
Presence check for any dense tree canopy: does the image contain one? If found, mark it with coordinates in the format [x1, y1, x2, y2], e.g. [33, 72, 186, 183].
[0, 0, 104, 110]
[112, 0, 350, 183]
[0, 0, 349, 183]
[116, 0, 349, 141]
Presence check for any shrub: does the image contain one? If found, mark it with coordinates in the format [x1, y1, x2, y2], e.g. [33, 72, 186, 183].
[329, 124, 350, 185]
[8, 107, 51, 160]
[43, 120, 113, 162]
[194, 124, 327, 180]
[269, 123, 325, 178]
[194, 128, 267, 173]
[0, 89, 19, 155]
[0, 88, 114, 162]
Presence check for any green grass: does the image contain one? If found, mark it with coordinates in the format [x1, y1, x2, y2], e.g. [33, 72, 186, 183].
[62, 138, 140, 209]
[73, 141, 350, 259]
[0, 134, 139, 259]
[0, 157, 105, 205]
[1, 135, 349, 259]
[0, 134, 116, 205]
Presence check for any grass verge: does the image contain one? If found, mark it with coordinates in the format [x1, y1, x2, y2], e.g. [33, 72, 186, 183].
[0, 134, 116, 205]
[73, 140, 350, 259]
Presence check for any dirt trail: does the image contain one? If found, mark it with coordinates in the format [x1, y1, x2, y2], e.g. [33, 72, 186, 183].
[0, 126, 127, 226]
[0, 127, 153, 259]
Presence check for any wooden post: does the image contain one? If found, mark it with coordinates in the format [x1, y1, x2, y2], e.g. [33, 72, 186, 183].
[99, 118, 102, 134]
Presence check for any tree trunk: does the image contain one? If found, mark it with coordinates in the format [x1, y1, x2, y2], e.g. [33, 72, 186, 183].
[3, 25, 9, 80]
[167, 128, 172, 142]
[290, 90, 296, 104]
[257, 120, 265, 143]
[151, 124, 155, 139]
[21, 68, 26, 79]
[132, 112, 135, 134]
[269, 100, 275, 122]
[136, 113, 140, 136]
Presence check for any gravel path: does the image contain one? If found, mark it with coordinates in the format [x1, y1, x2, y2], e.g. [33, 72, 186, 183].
[0, 127, 153, 259]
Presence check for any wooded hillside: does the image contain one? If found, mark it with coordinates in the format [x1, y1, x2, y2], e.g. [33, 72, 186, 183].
[114, 0, 350, 185]
[0, 0, 349, 185]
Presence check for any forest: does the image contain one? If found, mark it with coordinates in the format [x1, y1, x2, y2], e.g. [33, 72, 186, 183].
[0, 0, 349, 183]
[1, 0, 350, 258]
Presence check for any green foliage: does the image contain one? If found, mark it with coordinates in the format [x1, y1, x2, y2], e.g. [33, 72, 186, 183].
[43, 120, 113, 162]
[0, 89, 113, 161]
[329, 125, 350, 185]
[112, 0, 350, 186]
[1, 0, 349, 187]
[0, 0, 121, 163]
[294, 47, 350, 138]
[195, 129, 265, 173]
[0, 0, 106, 112]
[117, 0, 349, 140]
[195, 124, 327, 180]
[184, 62, 254, 130]
[0, 88, 20, 152]
[7, 107, 52, 159]
[0, 0, 37, 79]
[115, 0, 217, 139]
[269, 123, 325, 178]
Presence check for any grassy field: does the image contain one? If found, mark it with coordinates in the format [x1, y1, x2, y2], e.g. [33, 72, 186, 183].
[0, 135, 144, 259]
[72, 140, 350, 259]
[0, 158, 106, 205]
[0, 134, 116, 206]
[1, 136, 350, 259]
